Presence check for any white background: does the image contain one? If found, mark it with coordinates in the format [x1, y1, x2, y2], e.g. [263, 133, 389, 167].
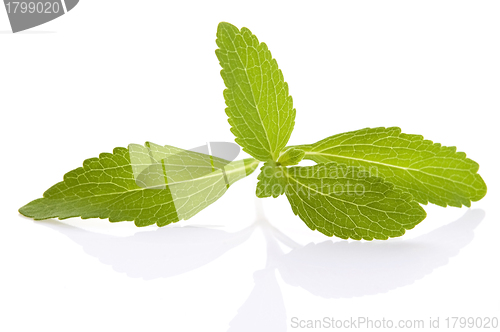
[1, 1, 499, 331]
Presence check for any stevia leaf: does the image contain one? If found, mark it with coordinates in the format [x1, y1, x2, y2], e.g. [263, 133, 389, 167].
[293, 127, 487, 207]
[283, 163, 427, 240]
[216, 22, 296, 162]
[256, 163, 287, 198]
[277, 147, 305, 166]
[19, 142, 260, 226]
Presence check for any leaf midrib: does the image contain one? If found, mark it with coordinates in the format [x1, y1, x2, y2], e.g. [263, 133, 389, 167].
[304, 151, 476, 188]
[226, 28, 275, 160]
[50, 160, 255, 200]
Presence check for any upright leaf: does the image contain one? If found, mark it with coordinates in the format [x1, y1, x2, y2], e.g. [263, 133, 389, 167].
[19, 142, 260, 226]
[216, 22, 295, 162]
[294, 127, 487, 207]
[283, 163, 427, 240]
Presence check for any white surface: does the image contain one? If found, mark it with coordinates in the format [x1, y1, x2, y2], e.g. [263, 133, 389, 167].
[1, 1, 499, 331]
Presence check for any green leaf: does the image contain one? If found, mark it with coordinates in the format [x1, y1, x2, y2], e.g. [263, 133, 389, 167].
[256, 147, 306, 198]
[216, 22, 296, 162]
[19, 142, 260, 226]
[256, 163, 286, 198]
[283, 163, 427, 240]
[277, 147, 305, 166]
[293, 127, 487, 207]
